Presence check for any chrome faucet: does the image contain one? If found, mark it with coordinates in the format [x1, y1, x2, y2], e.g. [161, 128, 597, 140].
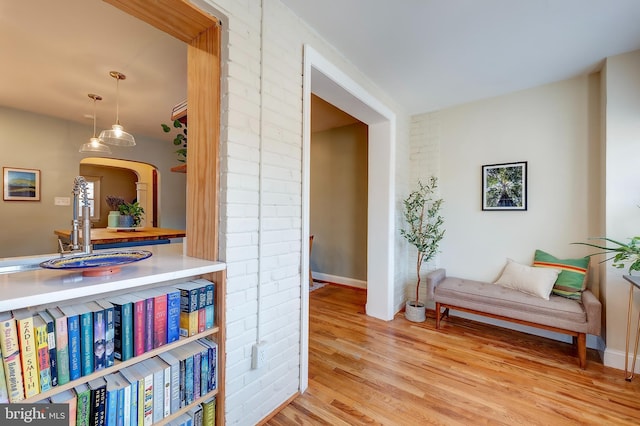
[58, 176, 93, 256]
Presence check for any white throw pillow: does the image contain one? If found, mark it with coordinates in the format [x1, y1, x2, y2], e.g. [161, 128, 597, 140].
[494, 259, 560, 300]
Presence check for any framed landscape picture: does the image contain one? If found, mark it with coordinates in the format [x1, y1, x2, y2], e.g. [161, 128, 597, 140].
[3, 167, 41, 201]
[482, 161, 527, 211]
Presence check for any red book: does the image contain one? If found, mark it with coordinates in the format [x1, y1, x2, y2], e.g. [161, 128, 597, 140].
[147, 289, 168, 349]
[121, 294, 145, 357]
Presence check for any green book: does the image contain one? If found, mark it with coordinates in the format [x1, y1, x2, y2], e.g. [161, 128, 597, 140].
[74, 383, 91, 426]
[47, 307, 70, 385]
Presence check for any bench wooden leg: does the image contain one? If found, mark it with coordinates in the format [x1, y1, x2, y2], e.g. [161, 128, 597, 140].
[435, 303, 441, 329]
[577, 333, 586, 369]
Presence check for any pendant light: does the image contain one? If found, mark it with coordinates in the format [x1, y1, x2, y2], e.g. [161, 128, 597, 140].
[99, 71, 136, 146]
[80, 94, 111, 154]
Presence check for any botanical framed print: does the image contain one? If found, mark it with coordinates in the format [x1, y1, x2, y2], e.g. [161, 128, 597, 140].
[482, 161, 527, 211]
[3, 167, 41, 201]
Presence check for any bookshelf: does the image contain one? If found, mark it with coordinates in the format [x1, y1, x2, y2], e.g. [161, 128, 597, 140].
[0, 243, 226, 425]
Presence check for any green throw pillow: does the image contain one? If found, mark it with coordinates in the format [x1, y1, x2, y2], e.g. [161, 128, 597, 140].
[533, 249, 589, 300]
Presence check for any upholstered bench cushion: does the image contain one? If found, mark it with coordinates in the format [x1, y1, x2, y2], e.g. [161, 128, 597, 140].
[434, 277, 589, 333]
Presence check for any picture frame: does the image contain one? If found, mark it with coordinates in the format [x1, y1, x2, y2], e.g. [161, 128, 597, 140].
[3, 167, 41, 201]
[482, 161, 527, 211]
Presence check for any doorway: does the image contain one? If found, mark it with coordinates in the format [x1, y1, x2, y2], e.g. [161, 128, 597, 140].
[301, 45, 396, 392]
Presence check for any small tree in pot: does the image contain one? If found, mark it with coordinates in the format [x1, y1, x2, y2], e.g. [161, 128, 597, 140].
[400, 176, 445, 322]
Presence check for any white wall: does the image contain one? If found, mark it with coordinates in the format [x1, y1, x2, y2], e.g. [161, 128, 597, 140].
[197, 0, 409, 423]
[412, 75, 602, 283]
[602, 49, 640, 370]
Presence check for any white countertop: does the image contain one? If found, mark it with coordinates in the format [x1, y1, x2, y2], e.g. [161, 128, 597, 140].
[0, 243, 225, 311]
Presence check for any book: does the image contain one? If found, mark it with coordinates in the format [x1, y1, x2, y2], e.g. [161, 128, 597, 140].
[133, 363, 154, 426]
[196, 283, 207, 334]
[204, 282, 215, 330]
[149, 289, 168, 349]
[201, 397, 216, 426]
[88, 377, 107, 426]
[104, 373, 127, 426]
[50, 388, 77, 426]
[0, 345, 8, 403]
[121, 294, 146, 357]
[161, 287, 181, 344]
[0, 311, 25, 402]
[86, 301, 107, 371]
[13, 307, 40, 397]
[198, 339, 218, 391]
[32, 315, 52, 392]
[74, 383, 91, 426]
[70, 303, 94, 376]
[142, 358, 165, 423]
[97, 300, 115, 368]
[47, 307, 70, 386]
[109, 296, 133, 362]
[118, 367, 139, 426]
[130, 291, 154, 353]
[157, 351, 180, 414]
[173, 280, 200, 336]
[116, 371, 132, 426]
[37, 310, 58, 387]
[186, 405, 202, 426]
[58, 305, 81, 381]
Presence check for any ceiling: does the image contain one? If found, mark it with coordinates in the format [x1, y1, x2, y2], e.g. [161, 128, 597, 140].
[281, 0, 640, 114]
[0, 0, 187, 141]
[2, 0, 640, 143]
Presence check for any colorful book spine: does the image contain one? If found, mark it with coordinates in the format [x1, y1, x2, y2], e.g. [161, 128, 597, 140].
[0, 313, 24, 402]
[201, 397, 216, 426]
[118, 367, 138, 426]
[192, 350, 201, 400]
[37, 310, 58, 387]
[47, 307, 69, 386]
[104, 376, 118, 426]
[138, 364, 154, 426]
[50, 389, 77, 426]
[59, 305, 81, 381]
[174, 282, 200, 337]
[145, 359, 164, 424]
[197, 285, 206, 333]
[88, 377, 107, 426]
[14, 309, 40, 398]
[163, 288, 181, 344]
[205, 282, 215, 330]
[98, 300, 115, 368]
[32, 316, 52, 392]
[152, 291, 168, 349]
[87, 301, 106, 371]
[129, 295, 146, 357]
[75, 304, 94, 376]
[158, 352, 180, 414]
[110, 296, 133, 362]
[75, 383, 91, 426]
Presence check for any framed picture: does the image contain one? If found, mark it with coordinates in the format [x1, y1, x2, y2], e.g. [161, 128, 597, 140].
[3, 167, 41, 201]
[482, 161, 527, 211]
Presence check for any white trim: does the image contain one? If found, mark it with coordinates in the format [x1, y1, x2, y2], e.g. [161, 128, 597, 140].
[312, 272, 367, 289]
[301, 44, 396, 393]
[604, 347, 640, 374]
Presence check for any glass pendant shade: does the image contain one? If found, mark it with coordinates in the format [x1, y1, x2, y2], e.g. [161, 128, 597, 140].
[99, 124, 135, 146]
[101, 71, 135, 147]
[80, 93, 111, 154]
[80, 137, 111, 153]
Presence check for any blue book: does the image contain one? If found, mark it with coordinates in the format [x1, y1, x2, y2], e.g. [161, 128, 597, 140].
[185, 353, 194, 405]
[109, 296, 133, 362]
[97, 300, 115, 368]
[37, 310, 58, 387]
[204, 282, 215, 329]
[86, 301, 106, 371]
[118, 368, 138, 426]
[74, 304, 94, 376]
[199, 344, 209, 394]
[157, 286, 181, 344]
[198, 339, 218, 391]
[103, 374, 119, 426]
[59, 305, 81, 381]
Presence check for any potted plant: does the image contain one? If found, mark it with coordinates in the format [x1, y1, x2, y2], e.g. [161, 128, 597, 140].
[400, 176, 445, 322]
[105, 195, 125, 228]
[118, 201, 145, 228]
[573, 236, 640, 274]
[161, 119, 187, 164]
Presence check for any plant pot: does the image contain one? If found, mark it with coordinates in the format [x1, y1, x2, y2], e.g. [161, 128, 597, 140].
[405, 300, 426, 322]
[108, 211, 120, 228]
[118, 214, 134, 228]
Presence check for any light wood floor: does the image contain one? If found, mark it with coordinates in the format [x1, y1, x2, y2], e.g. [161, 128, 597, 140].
[266, 284, 640, 425]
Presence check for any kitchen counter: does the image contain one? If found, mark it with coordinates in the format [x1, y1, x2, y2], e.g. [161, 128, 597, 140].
[0, 243, 224, 311]
[54, 227, 186, 245]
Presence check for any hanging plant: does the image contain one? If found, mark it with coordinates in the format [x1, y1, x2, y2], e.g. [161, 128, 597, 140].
[161, 119, 187, 163]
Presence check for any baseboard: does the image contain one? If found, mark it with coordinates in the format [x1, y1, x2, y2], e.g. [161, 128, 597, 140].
[603, 347, 640, 374]
[257, 391, 300, 425]
[311, 272, 367, 289]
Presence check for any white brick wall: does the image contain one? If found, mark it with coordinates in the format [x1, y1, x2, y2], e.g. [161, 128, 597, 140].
[196, 0, 411, 423]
